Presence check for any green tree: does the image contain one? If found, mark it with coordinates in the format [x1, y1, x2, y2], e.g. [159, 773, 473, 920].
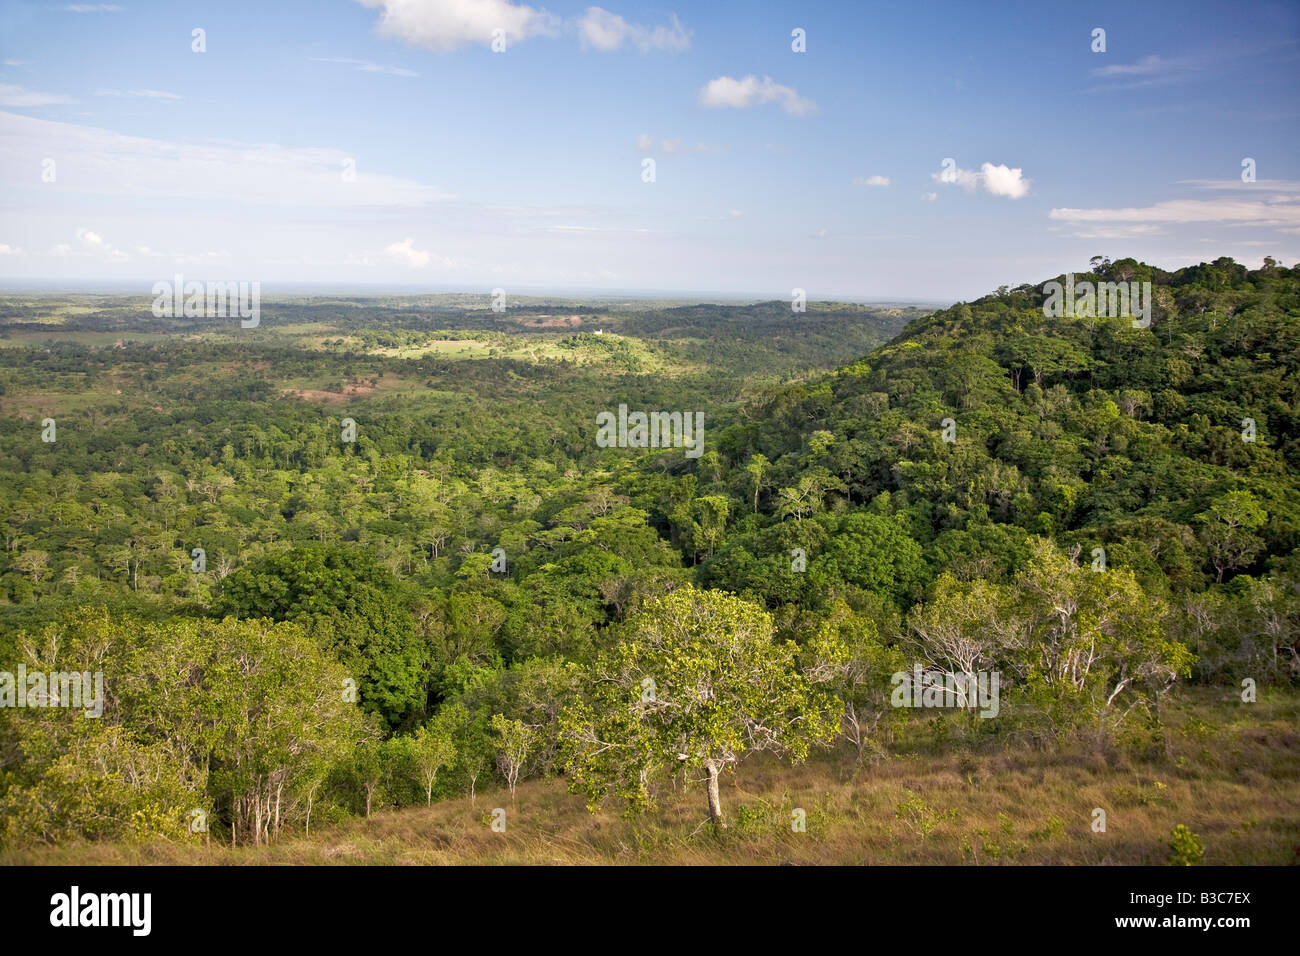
[214, 545, 428, 728]
[744, 453, 769, 513]
[801, 601, 905, 759]
[813, 512, 928, 604]
[489, 713, 537, 803]
[1, 609, 365, 847]
[1196, 491, 1266, 582]
[560, 586, 836, 828]
[411, 716, 458, 805]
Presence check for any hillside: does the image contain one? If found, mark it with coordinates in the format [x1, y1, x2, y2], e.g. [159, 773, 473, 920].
[694, 257, 1299, 684]
[5, 688, 1295, 866]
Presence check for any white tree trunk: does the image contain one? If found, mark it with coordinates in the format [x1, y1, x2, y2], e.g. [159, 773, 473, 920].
[705, 760, 725, 828]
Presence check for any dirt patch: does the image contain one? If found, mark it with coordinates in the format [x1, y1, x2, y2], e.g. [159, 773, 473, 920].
[279, 383, 376, 404]
[519, 315, 583, 328]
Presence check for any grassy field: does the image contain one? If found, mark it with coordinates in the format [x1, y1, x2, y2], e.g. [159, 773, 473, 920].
[8, 687, 1295, 866]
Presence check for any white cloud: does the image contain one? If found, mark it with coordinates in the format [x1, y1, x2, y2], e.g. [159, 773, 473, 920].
[548, 224, 651, 236]
[0, 84, 73, 107]
[1065, 224, 1168, 240]
[638, 133, 677, 154]
[576, 7, 690, 52]
[1050, 197, 1300, 228]
[78, 227, 128, 258]
[693, 209, 743, 221]
[981, 163, 1030, 198]
[0, 110, 454, 208]
[385, 237, 430, 267]
[0, 243, 22, 255]
[64, 4, 124, 11]
[45, 227, 130, 261]
[308, 57, 419, 77]
[942, 167, 977, 190]
[920, 192, 937, 202]
[3, 60, 28, 67]
[1179, 178, 1300, 193]
[357, 0, 560, 52]
[94, 88, 183, 100]
[1087, 54, 1196, 91]
[134, 244, 230, 261]
[698, 75, 817, 116]
[636, 134, 718, 155]
[931, 161, 1030, 199]
[1090, 54, 1172, 78]
[853, 175, 890, 187]
[377, 238, 473, 269]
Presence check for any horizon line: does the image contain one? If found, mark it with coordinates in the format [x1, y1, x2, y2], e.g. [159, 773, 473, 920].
[0, 278, 953, 307]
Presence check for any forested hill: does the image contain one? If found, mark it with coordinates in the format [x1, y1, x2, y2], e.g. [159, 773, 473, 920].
[698, 256, 1299, 620]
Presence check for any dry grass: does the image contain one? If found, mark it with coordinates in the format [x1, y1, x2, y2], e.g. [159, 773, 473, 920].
[6, 687, 1297, 866]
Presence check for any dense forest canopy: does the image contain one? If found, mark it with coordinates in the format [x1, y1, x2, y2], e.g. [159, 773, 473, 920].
[1, 258, 1297, 844]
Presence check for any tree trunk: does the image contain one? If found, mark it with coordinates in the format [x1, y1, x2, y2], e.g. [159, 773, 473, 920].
[705, 760, 725, 829]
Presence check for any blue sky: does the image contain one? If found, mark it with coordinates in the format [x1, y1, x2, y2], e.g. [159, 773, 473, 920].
[0, 0, 1297, 300]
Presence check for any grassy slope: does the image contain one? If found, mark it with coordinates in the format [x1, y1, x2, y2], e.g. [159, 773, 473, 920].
[8, 687, 1296, 866]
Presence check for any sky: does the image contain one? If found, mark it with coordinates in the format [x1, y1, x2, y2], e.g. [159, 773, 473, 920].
[0, 0, 1298, 301]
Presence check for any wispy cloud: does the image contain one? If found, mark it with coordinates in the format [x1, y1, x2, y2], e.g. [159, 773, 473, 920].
[576, 8, 690, 52]
[0, 83, 73, 107]
[63, 4, 124, 11]
[1087, 54, 1198, 91]
[1090, 54, 1173, 77]
[1059, 224, 1168, 240]
[636, 134, 719, 155]
[853, 175, 890, 187]
[308, 57, 419, 78]
[1050, 197, 1300, 228]
[1178, 178, 1300, 193]
[547, 224, 653, 236]
[94, 88, 182, 100]
[694, 209, 743, 222]
[0, 110, 454, 208]
[698, 75, 818, 116]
